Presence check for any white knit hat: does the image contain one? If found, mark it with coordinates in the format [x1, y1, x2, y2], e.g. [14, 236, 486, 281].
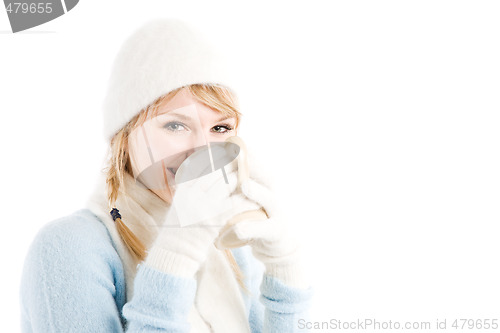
[102, 18, 237, 141]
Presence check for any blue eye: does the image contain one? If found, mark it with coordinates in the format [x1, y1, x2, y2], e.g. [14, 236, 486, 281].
[164, 121, 188, 132]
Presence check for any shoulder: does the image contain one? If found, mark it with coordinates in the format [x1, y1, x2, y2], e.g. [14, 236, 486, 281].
[29, 209, 114, 255]
[23, 208, 123, 277]
[21, 208, 125, 300]
[32, 208, 108, 241]
[20, 209, 127, 330]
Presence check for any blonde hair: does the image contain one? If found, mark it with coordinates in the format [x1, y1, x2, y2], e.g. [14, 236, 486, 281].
[104, 83, 248, 292]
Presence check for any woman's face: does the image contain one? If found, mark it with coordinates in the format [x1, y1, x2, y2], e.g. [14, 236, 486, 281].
[128, 87, 237, 204]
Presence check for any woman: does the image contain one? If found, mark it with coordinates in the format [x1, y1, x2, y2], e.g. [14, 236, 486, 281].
[20, 18, 313, 332]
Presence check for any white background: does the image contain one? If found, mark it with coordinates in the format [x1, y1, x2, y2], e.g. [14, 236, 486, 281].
[1, 1, 499, 331]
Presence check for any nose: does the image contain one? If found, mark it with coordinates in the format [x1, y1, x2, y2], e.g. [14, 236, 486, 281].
[184, 131, 208, 160]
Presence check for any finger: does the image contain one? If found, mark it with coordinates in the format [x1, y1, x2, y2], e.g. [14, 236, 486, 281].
[232, 217, 282, 243]
[245, 144, 275, 190]
[240, 178, 277, 217]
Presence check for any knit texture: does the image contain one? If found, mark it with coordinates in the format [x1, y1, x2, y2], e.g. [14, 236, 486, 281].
[20, 202, 314, 332]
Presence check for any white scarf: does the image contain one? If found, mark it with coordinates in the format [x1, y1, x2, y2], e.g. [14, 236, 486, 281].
[85, 170, 250, 332]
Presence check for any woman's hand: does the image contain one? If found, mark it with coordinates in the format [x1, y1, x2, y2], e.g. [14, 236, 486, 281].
[220, 146, 310, 289]
[144, 166, 239, 278]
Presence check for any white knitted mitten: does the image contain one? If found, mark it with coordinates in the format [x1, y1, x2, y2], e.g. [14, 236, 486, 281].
[145, 167, 238, 278]
[229, 148, 310, 289]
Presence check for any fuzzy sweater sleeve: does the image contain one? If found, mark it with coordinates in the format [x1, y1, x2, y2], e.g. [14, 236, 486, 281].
[19, 210, 197, 332]
[233, 246, 314, 333]
[257, 274, 314, 332]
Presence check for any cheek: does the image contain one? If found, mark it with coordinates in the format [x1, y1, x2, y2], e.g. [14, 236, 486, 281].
[147, 130, 194, 161]
[128, 131, 152, 177]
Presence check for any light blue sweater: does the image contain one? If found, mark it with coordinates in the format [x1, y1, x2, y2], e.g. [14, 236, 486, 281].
[19, 208, 313, 332]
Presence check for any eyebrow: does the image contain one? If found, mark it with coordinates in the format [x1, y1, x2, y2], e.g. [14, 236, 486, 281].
[164, 112, 192, 121]
[164, 112, 235, 123]
[216, 115, 235, 122]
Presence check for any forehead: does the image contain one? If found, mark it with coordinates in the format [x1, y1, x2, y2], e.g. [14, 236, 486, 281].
[157, 87, 202, 114]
